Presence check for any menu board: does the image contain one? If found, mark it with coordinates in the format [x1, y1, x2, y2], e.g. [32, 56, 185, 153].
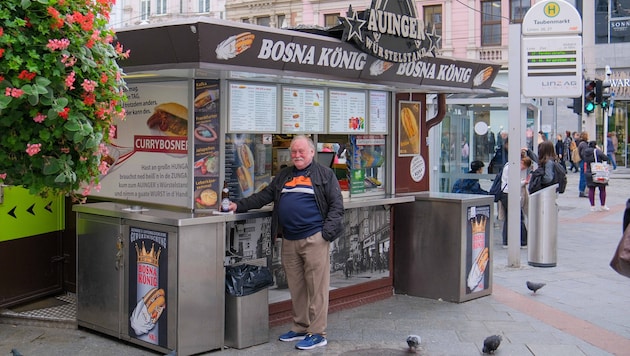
[228, 83, 277, 132]
[369, 91, 388, 133]
[329, 90, 367, 134]
[193, 79, 221, 210]
[281, 87, 325, 133]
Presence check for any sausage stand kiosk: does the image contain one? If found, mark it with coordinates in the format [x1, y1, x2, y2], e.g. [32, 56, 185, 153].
[73, 6, 499, 354]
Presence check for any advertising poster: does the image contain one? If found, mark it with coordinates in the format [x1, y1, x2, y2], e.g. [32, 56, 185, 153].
[398, 101, 420, 156]
[93, 81, 189, 207]
[225, 134, 271, 200]
[349, 135, 385, 193]
[465, 205, 491, 294]
[193, 80, 221, 210]
[128, 227, 168, 347]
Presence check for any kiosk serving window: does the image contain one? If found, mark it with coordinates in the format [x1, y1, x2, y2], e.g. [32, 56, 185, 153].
[224, 81, 390, 200]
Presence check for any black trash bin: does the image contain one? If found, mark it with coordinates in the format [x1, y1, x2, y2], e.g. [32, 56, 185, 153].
[224, 264, 274, 349]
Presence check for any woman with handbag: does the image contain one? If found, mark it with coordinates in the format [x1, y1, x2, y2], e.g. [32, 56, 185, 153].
[583, 141, 609, 212]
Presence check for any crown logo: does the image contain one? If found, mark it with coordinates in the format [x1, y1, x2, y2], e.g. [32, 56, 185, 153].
[135, 241, 161, 266]
[471, 216, 487, 234]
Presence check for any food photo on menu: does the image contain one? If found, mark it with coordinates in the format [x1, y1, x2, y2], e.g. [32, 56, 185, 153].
[194, 89, 219, 111]
[146, 102, 188, 137]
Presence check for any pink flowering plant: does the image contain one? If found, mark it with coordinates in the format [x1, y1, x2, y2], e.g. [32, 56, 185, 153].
[0, 0, 129, 199]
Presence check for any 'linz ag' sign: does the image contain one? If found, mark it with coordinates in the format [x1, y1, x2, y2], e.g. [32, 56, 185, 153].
[340, 0, 440, 63]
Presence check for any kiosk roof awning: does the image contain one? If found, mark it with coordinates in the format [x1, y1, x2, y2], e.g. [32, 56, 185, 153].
[117, 18, 500, 93]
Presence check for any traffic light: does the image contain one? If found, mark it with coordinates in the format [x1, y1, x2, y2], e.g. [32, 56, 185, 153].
[598, 79, 612, 108]
[567, 97, 582, 114]
[584, 80, 596, 114]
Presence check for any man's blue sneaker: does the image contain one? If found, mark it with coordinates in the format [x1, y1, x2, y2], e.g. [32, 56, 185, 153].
[295, 333, 327, 350]
[279, 330, 307, 342]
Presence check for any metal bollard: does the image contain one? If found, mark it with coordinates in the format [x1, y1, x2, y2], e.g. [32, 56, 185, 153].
[527, 184, 559, 267]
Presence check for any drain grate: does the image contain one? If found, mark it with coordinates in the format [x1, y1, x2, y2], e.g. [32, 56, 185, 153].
[2, 293, 76, 322]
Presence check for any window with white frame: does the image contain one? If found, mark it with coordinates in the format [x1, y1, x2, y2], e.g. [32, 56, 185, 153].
[481, 0, 501, 46]
[509, 0, 530, 23]
[141, 0, 151, 20]
[277, 14, 287, 28]
[199, 0, 210, 13]
[257, 16, 271, 27]
[156, 0, 167, 15]
[423, 4, 442, 48]
[324, 13, 340, 28]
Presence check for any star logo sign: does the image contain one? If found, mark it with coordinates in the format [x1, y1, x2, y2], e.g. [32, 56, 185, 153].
[344, 11, 366, 43]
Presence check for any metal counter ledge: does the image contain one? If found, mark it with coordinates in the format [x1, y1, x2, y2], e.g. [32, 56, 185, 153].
[72, 195, 415, 226]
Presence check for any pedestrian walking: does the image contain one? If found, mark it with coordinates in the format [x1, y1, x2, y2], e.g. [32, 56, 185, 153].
[607, 132, 618, 170]
[566, 131, 579, 173]
[228, 135, 344, 350]
[582, 140, 609, 211]
[577, 131, 589, 197]
[500, 141, 534, 248]
[555, 134, 566, 171]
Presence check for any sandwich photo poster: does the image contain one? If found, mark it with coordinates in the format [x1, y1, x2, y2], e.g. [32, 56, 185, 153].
[193, 80, 222, 210]
[92, 81, 190, 207]
[224, 134, 272, 200]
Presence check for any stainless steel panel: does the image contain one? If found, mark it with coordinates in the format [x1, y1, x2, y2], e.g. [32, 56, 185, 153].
[76, 213, 122, 337]
[224, 289, 269, 349]
[177, 223, 225, 355]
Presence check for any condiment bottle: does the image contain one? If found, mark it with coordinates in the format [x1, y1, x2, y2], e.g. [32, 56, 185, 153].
[220, 181, 230, 212]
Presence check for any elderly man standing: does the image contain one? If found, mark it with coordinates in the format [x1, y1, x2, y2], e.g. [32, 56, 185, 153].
[228, 135, 344, 350]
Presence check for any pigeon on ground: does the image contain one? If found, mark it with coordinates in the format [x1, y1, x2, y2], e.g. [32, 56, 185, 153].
[11, 349, 23, 356]
[406, 334, 421, 353]
[526, 281, 546, 294]
[482, 334, 502, 354]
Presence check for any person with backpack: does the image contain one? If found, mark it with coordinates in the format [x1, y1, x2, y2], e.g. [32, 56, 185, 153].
[583, 141, 610, 212]
[566, 131, 579, 173]
[452, 160, 488, 195]
[499, 153, 532, 248]
[494, 137, 536, 248]
[577, 131, 590, 197]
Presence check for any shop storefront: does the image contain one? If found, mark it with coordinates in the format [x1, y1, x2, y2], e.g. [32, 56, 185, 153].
[600, 70, 630, 167]
[72, 13, 499, 354]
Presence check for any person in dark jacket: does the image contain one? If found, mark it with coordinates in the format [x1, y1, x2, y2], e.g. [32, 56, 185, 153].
[555, 134, 565, 170]
[583, 140, 609, 212]
[452, 160, 488, 194]
[577, 131, 590, 197]
[228, 135, 344, 350]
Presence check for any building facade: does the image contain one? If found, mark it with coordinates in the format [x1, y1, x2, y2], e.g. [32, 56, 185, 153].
[108, 0, 630, 183]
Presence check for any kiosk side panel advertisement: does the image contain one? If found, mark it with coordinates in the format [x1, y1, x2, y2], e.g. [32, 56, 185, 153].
[193, 80, 221, 210]
[93, 81, 189, 207]
[465, 205, 491, 295]
[128, 227, 169, 347]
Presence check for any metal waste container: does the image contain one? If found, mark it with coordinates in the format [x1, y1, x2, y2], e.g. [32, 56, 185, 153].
[527, 184, 558, 267]
[224, 262, 273, 349]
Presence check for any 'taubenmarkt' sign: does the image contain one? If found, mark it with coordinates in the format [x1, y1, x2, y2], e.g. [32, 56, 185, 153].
[339, 1, 440, 63]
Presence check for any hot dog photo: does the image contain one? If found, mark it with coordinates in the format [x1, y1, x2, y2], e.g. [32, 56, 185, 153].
[399, 101, 420, 156]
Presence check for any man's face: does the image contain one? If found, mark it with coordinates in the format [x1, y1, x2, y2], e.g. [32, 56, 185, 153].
[290, 138, 314, 170]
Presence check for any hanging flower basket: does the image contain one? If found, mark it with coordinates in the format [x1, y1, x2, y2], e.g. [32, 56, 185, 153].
[0, 0, 128, 200]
